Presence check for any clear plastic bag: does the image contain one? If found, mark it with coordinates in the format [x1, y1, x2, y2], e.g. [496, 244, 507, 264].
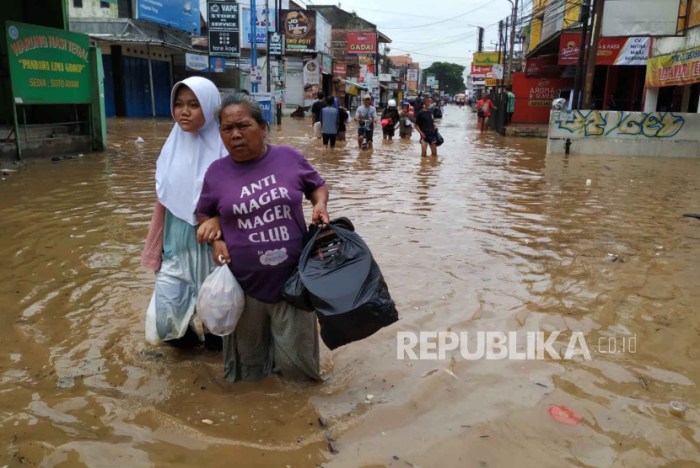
[196, 265, 245, 336]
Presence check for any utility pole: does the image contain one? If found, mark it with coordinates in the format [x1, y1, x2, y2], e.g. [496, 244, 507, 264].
[478, 26, 484, 52]
[508, 0, 519, 82]
[582, 0, 604, 109]
[572, 0, 591, 109]
[251, 0, 258, 93]
[265, 0, 271, 93]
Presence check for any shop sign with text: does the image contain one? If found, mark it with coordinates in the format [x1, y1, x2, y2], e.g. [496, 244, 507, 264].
[559, 34, 649, 66]
[646, 46, 700, 88]
[511, 72, 573, 124]
[346, 32, 377, 55]
[281, 9, 316, 52]
[6, 22, 92, 104]
[472, 51, 500, 66]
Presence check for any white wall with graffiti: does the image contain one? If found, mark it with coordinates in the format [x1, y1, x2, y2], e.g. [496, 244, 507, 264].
[547, 110, 700, 157]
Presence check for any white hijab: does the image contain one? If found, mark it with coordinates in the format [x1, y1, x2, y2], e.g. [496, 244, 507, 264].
[155, 76, 228, 225]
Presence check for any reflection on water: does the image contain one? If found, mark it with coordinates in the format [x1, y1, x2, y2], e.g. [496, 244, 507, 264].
[0, 107, 698, 466]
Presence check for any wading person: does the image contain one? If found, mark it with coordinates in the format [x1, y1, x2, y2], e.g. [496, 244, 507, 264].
[141, 76, 228, 349]
[197, 94, 330, 382]
[320, 96, 339, 150]
[355, 95, 377, 150]
[337, 105, 349, 141]
[477, 93, 496, 133]
[398, 102, 415, 140]
[381, 99, 400, 141]
[310, 91, 326, 139]
[415, 98, 438, 157]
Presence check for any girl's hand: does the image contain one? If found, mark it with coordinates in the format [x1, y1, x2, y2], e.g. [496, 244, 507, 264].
[197, 217, 221, 243]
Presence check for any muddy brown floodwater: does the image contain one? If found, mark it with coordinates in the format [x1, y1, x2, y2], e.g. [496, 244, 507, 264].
[1, 107, 699, 467]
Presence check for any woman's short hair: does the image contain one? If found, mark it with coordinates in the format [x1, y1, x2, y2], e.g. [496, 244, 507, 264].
[217, 93, 268, 129]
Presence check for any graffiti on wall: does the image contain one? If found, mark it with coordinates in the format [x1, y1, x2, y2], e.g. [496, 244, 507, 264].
[557, 110, 686, 138]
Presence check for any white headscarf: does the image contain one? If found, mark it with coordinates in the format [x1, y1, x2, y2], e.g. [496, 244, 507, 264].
[155, 76, 228, 225]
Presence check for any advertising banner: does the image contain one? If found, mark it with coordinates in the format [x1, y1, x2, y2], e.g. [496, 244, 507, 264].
[303, 55, 320, 105]
[471, 64, 492, 77]
[511, 72, 573, 124]
[281, 9, 316, 53]
[602, 0, 682, 37]
[6, 22, 92, 104]
[472, 51, 500, 66]
[346, 32, 377, 55]
[559, 34, 649, 66]
[241, 5, 277, 49]
[488, 64, 504, 79]
[269, 32, 284, 56]
[646, 46, 700, 88]
[137, 0, 200, 34]
[406, 69, 418, 81]
[252, 93, 272, 123]
[208, 0, 240, 57]
[333, 62, 347, 77]
[526, 55, 560, 77]
[426, 75, 435, 86]
[185, 53, 209, 71]
[322, 54, 332, 75]
[379, 73, 392, 82]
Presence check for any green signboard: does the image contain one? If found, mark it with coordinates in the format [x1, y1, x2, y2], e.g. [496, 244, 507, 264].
[6, 21, 92, 104]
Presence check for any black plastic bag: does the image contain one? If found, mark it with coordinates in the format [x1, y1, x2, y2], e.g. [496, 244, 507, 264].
[435, 131, 444, 146]
[297, 219, 399, 349]
[281, 267, 315, 311]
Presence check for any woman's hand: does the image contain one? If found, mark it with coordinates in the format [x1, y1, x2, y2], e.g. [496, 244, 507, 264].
[310, 185, 330, 225]
[312, 202, 330, 225]
[212, 240, 231, 266]
[197, 216, 221, 243]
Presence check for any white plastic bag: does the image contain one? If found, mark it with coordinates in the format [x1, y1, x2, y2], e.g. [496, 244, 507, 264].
[196, 265, 245, 336]
[145, 292, 160, 345]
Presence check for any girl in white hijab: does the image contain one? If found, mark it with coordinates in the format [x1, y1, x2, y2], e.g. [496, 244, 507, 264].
[142, 76, 227, 349]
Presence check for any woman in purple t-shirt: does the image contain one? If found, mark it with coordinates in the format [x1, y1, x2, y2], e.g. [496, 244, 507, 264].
[197, 94, 330, 382]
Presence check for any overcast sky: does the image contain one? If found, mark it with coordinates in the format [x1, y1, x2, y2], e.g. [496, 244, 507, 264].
[307, 0, 518, 69]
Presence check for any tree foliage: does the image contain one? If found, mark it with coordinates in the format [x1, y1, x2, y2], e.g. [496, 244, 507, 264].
[422, 62, 466, 95]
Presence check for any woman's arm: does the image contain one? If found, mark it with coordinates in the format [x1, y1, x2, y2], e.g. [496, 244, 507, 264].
[310, 185, 330, 225]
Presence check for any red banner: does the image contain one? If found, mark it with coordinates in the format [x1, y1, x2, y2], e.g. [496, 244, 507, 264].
[511, 72, 573, 124]
[525, 55, 560, 77]
[471, 64, 492, 77]
[346, 32, 377, 55]
[333, 62, 347, 77]
[559, 34, 650, 66]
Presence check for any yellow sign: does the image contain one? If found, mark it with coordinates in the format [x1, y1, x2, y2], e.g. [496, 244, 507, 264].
[473, 51, 500, 66]
[646, 46, 700, 88]
[485, 78, 497, 87]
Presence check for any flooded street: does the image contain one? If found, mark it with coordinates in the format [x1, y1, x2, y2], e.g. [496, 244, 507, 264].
[1, 107, 699, 467]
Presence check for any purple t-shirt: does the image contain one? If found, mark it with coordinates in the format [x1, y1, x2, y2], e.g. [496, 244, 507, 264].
[197, 145, 325, 303]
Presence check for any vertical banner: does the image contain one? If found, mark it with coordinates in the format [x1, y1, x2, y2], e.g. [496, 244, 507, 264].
[303, 55, 320, 105]
[208, 0, 240, 57]
[280, 9, 316, 53]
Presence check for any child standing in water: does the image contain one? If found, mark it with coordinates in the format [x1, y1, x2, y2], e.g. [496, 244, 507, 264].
[141, 77, 227, 349]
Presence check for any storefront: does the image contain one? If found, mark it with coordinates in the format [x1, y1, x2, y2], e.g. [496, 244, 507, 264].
[558, 33, 650, 111]
[645, 45, 700, 113]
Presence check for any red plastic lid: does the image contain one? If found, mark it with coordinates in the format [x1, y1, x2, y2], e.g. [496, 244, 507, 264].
[548, 405, 582, 425]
